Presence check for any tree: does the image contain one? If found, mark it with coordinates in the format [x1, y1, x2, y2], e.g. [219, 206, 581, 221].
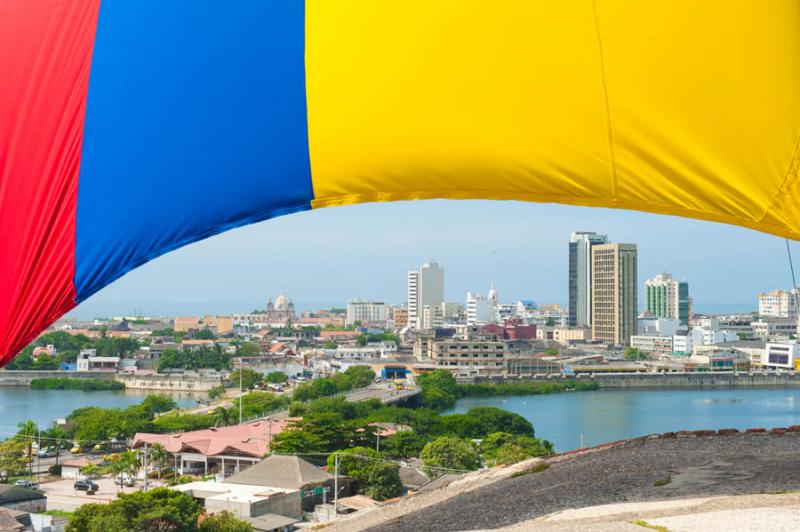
[236, 342, 260, 357]
[81, 463, 101, 478]
[327, 447, 403, 501]
[382, 431, 426, 459]
[66, 488, 202, 532]
[265, 372, 288, 384]
[140, 395, 178, 416]
[420, 437, 481, 477]
[150, 443, 169, 481]
[213, 407, 234, 428]
[227, 369, 263, 391]
[270, 429, 324, 454]
[0, 440, 29, 482]
[194, 328, 216, 340]
[416, 370, 459, 410]
[208, 385, 225, 400]
[624, 347, 648, 361]
[481, 432, 553, 465]
[113, 450, 141, 483]
[198, 511, 254, 532]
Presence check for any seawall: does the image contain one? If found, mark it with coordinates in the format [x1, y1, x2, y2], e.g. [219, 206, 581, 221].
[114, 373, 223, 392]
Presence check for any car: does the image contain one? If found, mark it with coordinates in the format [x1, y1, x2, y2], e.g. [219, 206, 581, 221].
[14, 480, 38, 490]
[74, 480, 99, 492]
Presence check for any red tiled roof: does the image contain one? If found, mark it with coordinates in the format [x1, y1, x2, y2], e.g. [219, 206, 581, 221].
[132, 418, 295, 458]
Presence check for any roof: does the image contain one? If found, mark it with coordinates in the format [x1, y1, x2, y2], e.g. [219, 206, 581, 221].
[0, 508, 23, 531]
[226, 454, 333, 489]
[0, 485, 46, 503]
[399, 467, 429, 489]
[416, 473, 464, 492]
[173, 481, 295, 504]
[337, 494, 379, 512]
[132, 418, 292, 458]
[243, 513, 299, 531]
[62, 457, 91, 468]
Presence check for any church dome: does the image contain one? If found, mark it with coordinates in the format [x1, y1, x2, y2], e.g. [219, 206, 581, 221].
[275, 294, 289, 310]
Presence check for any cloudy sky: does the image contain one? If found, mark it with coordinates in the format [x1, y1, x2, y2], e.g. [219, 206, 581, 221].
[70, 199, 794, 318]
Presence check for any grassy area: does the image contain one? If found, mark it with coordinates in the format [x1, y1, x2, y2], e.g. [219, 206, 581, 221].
[30, 377, 124, 391]
[632, 520, 669, 532]
[510, 461, 550, 478]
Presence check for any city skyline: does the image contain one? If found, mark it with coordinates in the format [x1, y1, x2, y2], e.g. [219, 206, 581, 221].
[68, 200, 797, 319]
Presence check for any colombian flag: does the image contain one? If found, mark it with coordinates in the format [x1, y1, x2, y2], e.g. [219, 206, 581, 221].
[2, 1, 800, 363]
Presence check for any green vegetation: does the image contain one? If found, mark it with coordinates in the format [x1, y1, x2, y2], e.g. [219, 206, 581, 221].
[227, 368, 264, 390]
[8, 331, 140, 370]
[653, 476, 672, 487]
[198, 511, 254, 532]
[232, 391, 291, 419]
[292, 366, 375, 402]
[632, 520, 669, 532]
[416, 369, 598, 410]
[624, 347, 648, 361]
[420, 436, 481, 476]
[208, 384, 226, 400]
[510, 461, 550, 478]
[481, 431, 553, 466]
[65, 487, 211, 531]
[266, 371, 288, 384]
[356, 332, 399, 346]
[30, 377, 125, 391]
[328, 447, 403, 501]
[158, 346, 231, 372]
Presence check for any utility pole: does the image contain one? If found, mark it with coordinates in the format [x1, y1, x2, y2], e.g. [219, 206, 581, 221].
[267, 417, 272, 454]
[143, 443, 149, 491]
[239, 365, 243, 424]
[333, 452, 339, 520]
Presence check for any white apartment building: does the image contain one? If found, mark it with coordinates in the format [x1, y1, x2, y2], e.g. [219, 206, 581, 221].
[637, 316, 680, 337]
[752, 318, 798, 340]
[407, 271, 419, 330]
[407, 261, 444, 330]
[345, 300, 387, 326]
[630, 335, 674, 357]
[466, 292, 494, 325]
[759, 289, 799, 319]
[672, 328, 738, 356]
[763, 342, 800, 369]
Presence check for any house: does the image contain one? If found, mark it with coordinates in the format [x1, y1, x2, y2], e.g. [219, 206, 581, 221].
[0, 485, 46, 513]
[241, 513, 297, 532]
[76, 349, 119, 371]
[132, 418, 292, 478]
[61, 457, 91, 479]
[225, 454, 338, 512]
[174, 481, 301, 521]
[0, 508, 25, 531]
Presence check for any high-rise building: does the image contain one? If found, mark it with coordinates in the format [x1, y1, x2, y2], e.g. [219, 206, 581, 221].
[569, 231, 608, 327]
[644, 273, 691, 325]
[591, 243, 637, 345]
[407, 260, 444, 329]
[759, 289, 799, 319]
[407, 271, 419, 329]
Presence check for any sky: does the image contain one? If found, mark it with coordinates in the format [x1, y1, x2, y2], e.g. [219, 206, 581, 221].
[69, 199, 795, 319]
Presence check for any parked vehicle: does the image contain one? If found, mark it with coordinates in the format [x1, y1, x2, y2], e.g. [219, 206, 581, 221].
[74, 479, 99, 492]
[14, 480, 38, 490]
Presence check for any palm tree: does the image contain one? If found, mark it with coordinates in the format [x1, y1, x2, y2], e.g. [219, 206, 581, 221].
[213, 406, 233, 427]
[110, 455, 127, 492]
[113, 450, 141, 487]
[149, 443, 168, 482]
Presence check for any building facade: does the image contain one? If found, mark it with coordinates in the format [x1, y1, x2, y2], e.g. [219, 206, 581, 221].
[758, 289, 799, 319]
[569, 231, 607, 328]
[644, 273, 690, 325]
[591, 243, 637, 345]
[345, 301, 387, 326]
[407, 260, 444, 330]
[466, 292, 494, 325]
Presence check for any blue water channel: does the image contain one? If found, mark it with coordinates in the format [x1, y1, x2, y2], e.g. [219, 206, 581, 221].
[444, 388, 800, 452]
